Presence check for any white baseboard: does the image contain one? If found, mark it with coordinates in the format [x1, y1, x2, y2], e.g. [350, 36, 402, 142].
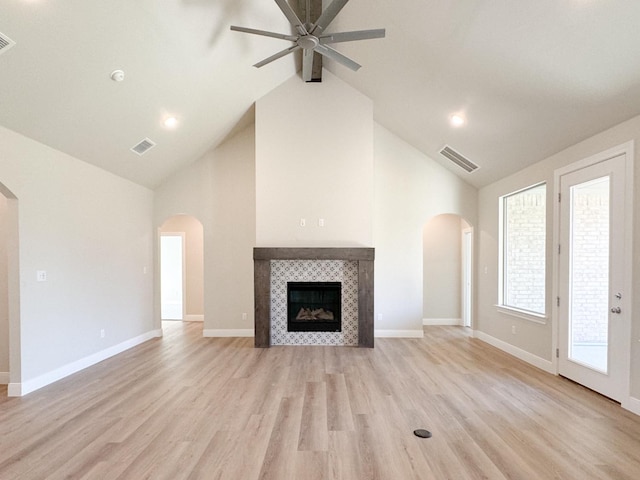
[375, 329, 424, 338]
[473, 330, 554, 374]
[423, 318, 461, 326]
[203, 329, 254, 338]
[184, 315, 204, 322]
[8, 329, 162, 397]
[0, 372, 8, 385]
[623, 396, 640, 416]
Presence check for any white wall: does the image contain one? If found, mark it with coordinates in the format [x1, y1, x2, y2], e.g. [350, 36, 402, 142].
[0, 126, 155, 393]
[423, 214, 464, 321]
[156, 73, 478, 338]
[0, 193, 9, 379]
[255, 71, 374, 247]
[476, 113, 640, 399]
[154, 125, 256, 332]
[373, 124, 477, 333]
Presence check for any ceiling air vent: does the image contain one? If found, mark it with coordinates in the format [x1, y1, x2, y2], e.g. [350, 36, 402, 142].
[0, 32, 16, 56]
[131, 138, 156, 156]
[439, 145, 479, 173]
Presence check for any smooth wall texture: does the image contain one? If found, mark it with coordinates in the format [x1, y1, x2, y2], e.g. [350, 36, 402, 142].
[423, 214, 463, 321]
[154, 125, 256, 332]
[476, 113, 640, 400]
[373, 124, 477, 333]
[255, 71, 374, 247]
[0, 125, 155, 387]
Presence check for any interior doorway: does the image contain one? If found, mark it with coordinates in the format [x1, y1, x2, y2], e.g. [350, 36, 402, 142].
[159, 215, 204, 328]
[462, 228, 473, 328]
[0, 182, 20, 393]
[422, 214, 473, 327]
[555, 144, 632, 402]
[0, 192, 10, 384]
[160, 233, 185, 320]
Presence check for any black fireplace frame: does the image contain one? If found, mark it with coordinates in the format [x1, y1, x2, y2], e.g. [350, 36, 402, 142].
[287, 281, 342, 332]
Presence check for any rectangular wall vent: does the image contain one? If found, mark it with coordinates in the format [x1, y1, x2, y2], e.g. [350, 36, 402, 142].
[0, 32, 16, 56]
[439, 145, 479, 173]
[131, 138, 156, 156]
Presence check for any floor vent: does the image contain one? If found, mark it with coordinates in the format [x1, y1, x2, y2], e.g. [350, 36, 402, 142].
[0, 32, 16, 56]
[439, 145, 479, 173]
[131, 138, 156, 156]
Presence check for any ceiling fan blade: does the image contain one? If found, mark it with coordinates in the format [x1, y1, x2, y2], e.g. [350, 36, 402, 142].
[274, 0, 308, 35]
[254, 45, 302, 68]
[302, 48, 314, 81]
[314, 44, 361, 71]
[319, 28, 385, 44]
[311, 0, 350, 35]
[230, 26, 298, 42]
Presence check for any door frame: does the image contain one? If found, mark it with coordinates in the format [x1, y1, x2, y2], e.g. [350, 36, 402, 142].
[551, 141, 634, 402]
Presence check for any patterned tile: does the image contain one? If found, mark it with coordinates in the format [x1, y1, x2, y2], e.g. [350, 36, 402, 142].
[270, 260, 359, 345]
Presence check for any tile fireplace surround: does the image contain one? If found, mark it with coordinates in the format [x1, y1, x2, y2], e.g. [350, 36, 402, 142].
[253, 248, 374, 348]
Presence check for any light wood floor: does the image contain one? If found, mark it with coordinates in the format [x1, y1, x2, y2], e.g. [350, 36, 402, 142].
[2, 322, 640, 479]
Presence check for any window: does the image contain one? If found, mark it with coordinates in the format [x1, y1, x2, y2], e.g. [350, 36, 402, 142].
[499, 183, 546, 316]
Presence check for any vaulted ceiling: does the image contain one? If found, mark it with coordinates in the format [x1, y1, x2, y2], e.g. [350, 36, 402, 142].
[2, 0, 640, 189]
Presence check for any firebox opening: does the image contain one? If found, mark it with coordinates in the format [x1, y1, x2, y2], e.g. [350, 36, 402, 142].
[287, 281, 342, 332]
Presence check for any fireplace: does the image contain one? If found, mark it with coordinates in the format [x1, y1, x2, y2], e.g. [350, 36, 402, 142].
[287, 282, 341, 332]
[253, 247, 375, 348]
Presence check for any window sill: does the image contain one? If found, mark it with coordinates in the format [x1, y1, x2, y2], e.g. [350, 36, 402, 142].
[495, 305, 547, 325]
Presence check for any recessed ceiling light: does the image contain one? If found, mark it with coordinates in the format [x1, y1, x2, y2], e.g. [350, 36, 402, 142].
[163, 116, 178, 128]
[450, 113, 466, 127]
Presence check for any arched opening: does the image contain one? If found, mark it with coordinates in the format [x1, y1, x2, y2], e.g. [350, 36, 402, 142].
[158, 215, 204, 332]
[0, 182, 20, 395]
[422, 214, 473, 328]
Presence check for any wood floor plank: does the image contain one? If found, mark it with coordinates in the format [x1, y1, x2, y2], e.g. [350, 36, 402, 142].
[1, 322, 640, 479]
[298, 381, 329, 451]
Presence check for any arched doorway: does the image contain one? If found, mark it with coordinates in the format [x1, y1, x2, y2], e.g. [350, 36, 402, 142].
[422, 214, 473, 328]
[0, 182, 20, 394]
[158, 215, 204, 330]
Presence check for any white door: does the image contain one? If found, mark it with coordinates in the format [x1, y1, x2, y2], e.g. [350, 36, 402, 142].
[160, 234, 184, 320]
[557, 152, 630, 401]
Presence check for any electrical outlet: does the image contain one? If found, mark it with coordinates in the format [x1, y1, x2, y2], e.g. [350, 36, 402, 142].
[100, 329, 105, 338]
[37, 270, 47, 282]
[318, 218, 325, 227]
[512, 325, 517, 335]
[300, 218, 306, 227]
[242, 313, 247, 321]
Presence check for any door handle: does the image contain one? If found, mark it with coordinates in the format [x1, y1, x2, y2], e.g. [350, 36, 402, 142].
[610, 307, 621, 314]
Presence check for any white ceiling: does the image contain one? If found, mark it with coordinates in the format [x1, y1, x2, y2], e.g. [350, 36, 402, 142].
[2, 0, 640, 189]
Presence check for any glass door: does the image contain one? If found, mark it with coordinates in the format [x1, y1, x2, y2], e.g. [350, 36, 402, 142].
[557, 153, 628, 401]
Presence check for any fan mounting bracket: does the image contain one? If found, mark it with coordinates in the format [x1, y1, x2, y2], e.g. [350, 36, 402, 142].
[297, 35, 319, 50]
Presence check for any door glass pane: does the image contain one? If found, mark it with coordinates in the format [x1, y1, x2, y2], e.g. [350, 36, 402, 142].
[569, 176, 609, 372]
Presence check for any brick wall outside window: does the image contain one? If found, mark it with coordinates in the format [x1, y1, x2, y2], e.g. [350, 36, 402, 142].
[569, 181, 609, 345]
[503, 185, 546, 314]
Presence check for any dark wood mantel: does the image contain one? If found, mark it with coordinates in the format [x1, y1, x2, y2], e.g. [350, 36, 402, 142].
[253, 247, 374, 348]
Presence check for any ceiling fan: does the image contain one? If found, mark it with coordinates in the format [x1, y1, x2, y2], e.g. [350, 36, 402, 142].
[230, 0, 385, 81]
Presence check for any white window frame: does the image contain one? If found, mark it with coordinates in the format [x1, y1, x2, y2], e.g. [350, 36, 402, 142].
[498, 182, 547, 323]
